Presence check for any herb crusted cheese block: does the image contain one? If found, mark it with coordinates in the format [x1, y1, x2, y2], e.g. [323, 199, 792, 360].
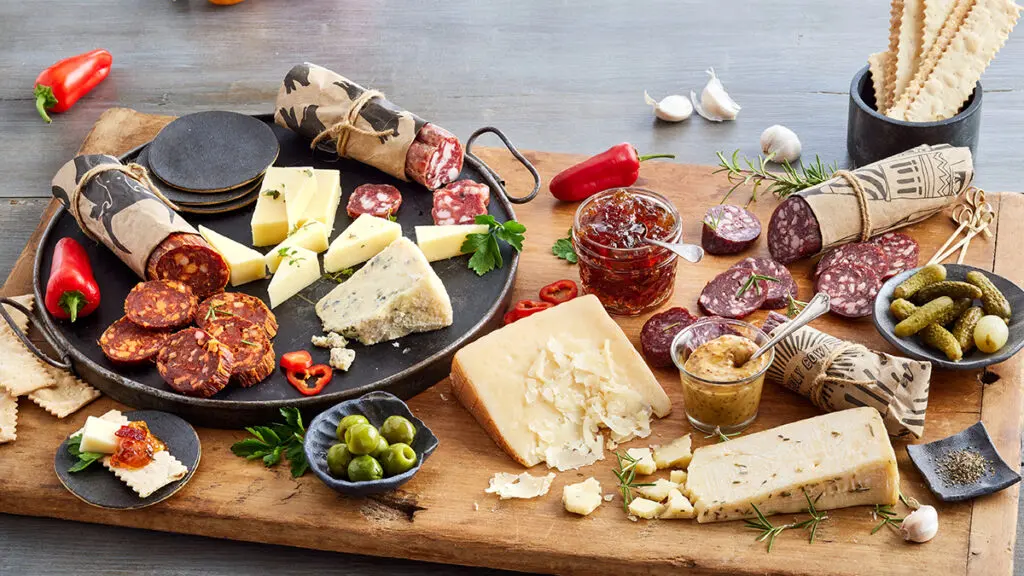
[315, 237, 453, 345]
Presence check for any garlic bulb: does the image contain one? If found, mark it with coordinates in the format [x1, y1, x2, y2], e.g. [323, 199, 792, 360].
[900, 505, 939, 543]
[690, 68, 741, 122]
[760, 125, 802, 163]
[644, 91, 693, 122]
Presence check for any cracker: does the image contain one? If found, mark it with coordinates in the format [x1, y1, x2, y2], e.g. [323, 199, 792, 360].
[29, 370, 100, 419]
[0, 394, 17, 444]
[103, 450, 188, 498]
[0, 331, 55, 396]
[894, 0, 927, 106]
[71, 409, 128, 437]
[906, 0, 1021, 121]
[868, 52, 894, 110]
[882, 0, 907, 111]
[0, 294, 34, 336]
[923, 0, 959, 54]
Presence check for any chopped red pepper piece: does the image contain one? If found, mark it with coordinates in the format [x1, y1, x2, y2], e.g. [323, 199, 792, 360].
[539, 279, 579, 304]
[504, 299, 554, 324]
[280, 350, 313, 373]
[287, 364, 333, 396]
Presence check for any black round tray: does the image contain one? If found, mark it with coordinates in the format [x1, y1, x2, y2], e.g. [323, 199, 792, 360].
[28, 114, 537, 428]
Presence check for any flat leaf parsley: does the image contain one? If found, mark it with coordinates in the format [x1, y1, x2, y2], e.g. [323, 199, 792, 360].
[231, 407, 309, 477]
[460, 215, 526, 276]
[551, 228, 577, 264]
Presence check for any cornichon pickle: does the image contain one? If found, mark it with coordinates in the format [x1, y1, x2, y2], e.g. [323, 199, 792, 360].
[890, 299, 917, 321]
[893, 264, 946, 299]
[910, 281, 983, 304]
[933, 298, 972, 327]
[920, 324, 964, 361]
[951, 306, 984, 353]
[966, 270, 1012, 320]
[894, 296, 954, 337]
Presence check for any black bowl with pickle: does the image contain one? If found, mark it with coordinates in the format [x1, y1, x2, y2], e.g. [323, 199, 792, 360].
[305, 391, 439, 496]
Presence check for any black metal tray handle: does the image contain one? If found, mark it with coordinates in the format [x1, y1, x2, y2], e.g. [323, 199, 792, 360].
[464, 127, 540, 205]
[0, 297, 73, 371]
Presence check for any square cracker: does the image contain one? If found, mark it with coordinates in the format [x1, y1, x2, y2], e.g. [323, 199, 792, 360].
[29, 370, 100, 419]
[1, 294, 34, 336]
[0, 332, 55, 396]
[0, 394, 17, 444]
[103, 450, 188, 498]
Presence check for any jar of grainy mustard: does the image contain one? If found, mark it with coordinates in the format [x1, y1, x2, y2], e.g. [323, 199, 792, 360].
[671, 317, 773, 434]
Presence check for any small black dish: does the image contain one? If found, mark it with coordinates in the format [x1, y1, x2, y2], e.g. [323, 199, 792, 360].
[54, 410, 200, 510]
[175, 188, 259, 215]
[305, 391, 439, 496]
[136, 147, 261, 207]
[907, 421, 1020, 502]
[847, 65, 982, 167]
[873, 264, 1024, 370]
[147, 111, 279, 193]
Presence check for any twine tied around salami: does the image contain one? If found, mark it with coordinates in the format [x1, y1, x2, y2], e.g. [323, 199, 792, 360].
[308, 88, 397, 159]
[68, 162, 179, 242]
[831, 169, 874, 242]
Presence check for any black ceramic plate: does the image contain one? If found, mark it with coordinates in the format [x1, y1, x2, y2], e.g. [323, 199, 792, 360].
[136, 147, 262, 207]
[147, 111, 279, 193]
[305, 391, 439, 496]
[54, 410, 200, 510]
[873, 264, 1024, 370]
[906, 421, 1021, 502]
[176, 189, 259, 215]
[33, 114, 519, 428]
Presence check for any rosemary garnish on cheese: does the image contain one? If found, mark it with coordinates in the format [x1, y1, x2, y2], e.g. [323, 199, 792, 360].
[612, 451, 655, 512]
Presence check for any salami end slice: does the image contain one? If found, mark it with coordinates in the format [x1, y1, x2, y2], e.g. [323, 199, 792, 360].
[640, 307, 699, 368]
[701, 204, 761, 255]
[432, 180, 490, 225]
[146, 233, 230, 300]
[730, 256, 798, 310]
[869, 232, 920, 278]
[768, 197, 823, 264]
[196, 292, 278, 339]
[815, 262, 881, 318]
[203, 317, 275, 387]
[698, 268, 768, 319]
[761, 311, 791, 335]
[347, 184, 403, 219]
[814, 242, 889, 280]
[156, 328, 234, 398]
[99, 317, 172, 365]
[124, 280, 198, 329]
[405, 124, 464, 190]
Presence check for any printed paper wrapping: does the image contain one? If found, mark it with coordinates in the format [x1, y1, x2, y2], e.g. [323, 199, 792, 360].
[51, 154, 196, 278]
[274, 63, 427, 181]
[762, 312, 931, 438]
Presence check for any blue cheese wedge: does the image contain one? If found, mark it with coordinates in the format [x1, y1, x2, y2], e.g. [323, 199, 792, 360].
[103, 450, 188, 498]
[316, 237, 453, 345]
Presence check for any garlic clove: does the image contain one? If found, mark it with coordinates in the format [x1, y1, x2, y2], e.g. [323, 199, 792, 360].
[644, 91, 693, 122]
[691, 68, 741, 122]
[899, 504, 939, 543]
[760, 125, 802, 163]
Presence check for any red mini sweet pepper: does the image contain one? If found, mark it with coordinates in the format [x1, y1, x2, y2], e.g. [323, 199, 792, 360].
[45, 237, 101, 323]
[34, 49, 113, 124]
[548, 143, 674, 202]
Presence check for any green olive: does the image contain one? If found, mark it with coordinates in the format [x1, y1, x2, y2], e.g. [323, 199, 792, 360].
[345, 422, 381, 455]
[370, 436, 389, 459]
[336, 414, 369, 442]
[347, 454, 384, 482]
[380, 415, 417, 445]
[326, 443, 352, 478]
[381, 443, 418, 477]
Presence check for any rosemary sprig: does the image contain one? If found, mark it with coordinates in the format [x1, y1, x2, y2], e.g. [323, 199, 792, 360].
[898, 491, 921, 510]
[736, 273, 779, 298]
[240, 339, 259, 346]
[786, 295, 809, 318]
[790, 490, 828, 543]
[704, 426, 740, 443]
[204, 303, 236, 322]
[704, 207, 723, 231]
[714, 150, 838, 206]
[745, 504, 792, 552]
[612, 451, 655, 511]
[870, 504, 904, 534]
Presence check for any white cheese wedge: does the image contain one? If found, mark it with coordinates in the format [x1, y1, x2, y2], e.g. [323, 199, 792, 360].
[654, 434, 692, 470]
[660, 488, 696, 519]
[267, 246, 321, 309]
[103, 450, 188, 498]
[636, 478, 679, 502]
[329, 347, 356, 372]
[626, 448, 657, 475]
[323, 214, 402, 273]
[414, 224, 489, 262]
[686, 407, 899, 523]
[78, 415, 123, 454]
[265, 221, 330, 273]
[485, 471, 555, 500]
[627, 497, 664, 519]
[563, 477, 603, 516]
[669, 470, 687, 485]
[72, 409, 129, 437]
[450, 295, 671, 471]
[198, 225, 267, 286]
[316, 237, 453, 345]
[303, 169, 343, 233]
[271, 166, 318, 233]
[252, 176, 290, 246]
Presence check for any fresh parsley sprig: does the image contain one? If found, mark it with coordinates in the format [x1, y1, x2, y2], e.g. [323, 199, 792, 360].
[551, 228, 577, 264]
[231, 407, 309, 477]
[67, 434, 104, 472]
[714, 150, 837, 206]
[461, 215, 526, 276]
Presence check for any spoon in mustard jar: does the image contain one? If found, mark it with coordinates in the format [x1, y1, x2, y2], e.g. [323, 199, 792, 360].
[733, 292, 831, 367]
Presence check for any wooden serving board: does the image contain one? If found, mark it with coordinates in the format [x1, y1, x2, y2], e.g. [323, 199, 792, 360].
[1, 108, 1021, 576]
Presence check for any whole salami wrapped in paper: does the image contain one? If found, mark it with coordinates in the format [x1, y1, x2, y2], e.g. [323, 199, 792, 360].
[761, 312, 931, 438]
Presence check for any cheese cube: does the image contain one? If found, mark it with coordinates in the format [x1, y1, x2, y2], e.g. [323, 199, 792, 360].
[636, 478, 679, 502]
[660, 488, 696, 519]
[323, 214, 402, 273]
[267, 246, 321, 309]
[669, 470, 687, 485]
[627, 497, 664, 519]
[251, 183, 289, 246]
[78, 415, 122, 454]
[626, 448, 657, 475]
[414, 224, 489, 262]
[265, 221, 330, 273]
[198, 225, 267, 286]
[654, 434, 692, 469]
[303, 169, 343, 233]
[686, 407, 900, 523]
[485, 471, 555, 500]
[563, 477, 603, 516]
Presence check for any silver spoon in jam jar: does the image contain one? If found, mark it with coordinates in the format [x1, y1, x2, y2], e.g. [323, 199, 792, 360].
[733, 292, 831, 367]
[638, 224, 705, 263]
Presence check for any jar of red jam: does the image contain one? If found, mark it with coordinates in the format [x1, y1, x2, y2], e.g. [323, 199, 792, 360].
[572, 187, 681, 315]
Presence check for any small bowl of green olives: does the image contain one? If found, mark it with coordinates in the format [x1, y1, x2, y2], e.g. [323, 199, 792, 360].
[304, 391, 439, 496]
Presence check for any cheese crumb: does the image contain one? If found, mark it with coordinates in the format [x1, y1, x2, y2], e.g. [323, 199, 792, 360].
[660, 488, 696, 519]
[627, 497, 664, 519]
[603, 494, 614, 502]
[626, 448, 657, 475]
[329, 348, 356, 371]
[654, 434, 692, 469]
[636, 478, 679, 502]
[670, 470, 687, 485]
[485, 471, 555, 500]
[563, 477, 603, 516]
[473, 502, 479, 511]
[312, 332, 348, 349]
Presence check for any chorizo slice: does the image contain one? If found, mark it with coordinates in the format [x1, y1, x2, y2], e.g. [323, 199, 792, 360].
[124, 280, 197, 329]
[203, 317, 275, 388]
[405, 123, 464, 190]
[99, 317, 172, 365]
[146, 233, 230, 300]
[196, 292, 278, 338]
[156, 328, 234, 398]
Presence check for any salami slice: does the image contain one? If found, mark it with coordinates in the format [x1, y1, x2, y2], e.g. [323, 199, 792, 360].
[730, 256, 798, 310]
[640, 307, 699, 368]
[146, 233, 230, 300]
[767, 197, 823, 264]
[698, 268, 768, 319]
[869, 232, 920, 278]
[702, 205, 761, 255]
[432, 180, 490, 225]
[405, 124, 464, 190]
[813, 242, 889, 279]
[346, 184, 403, 219]
[196, 292, 278, 338]
[156, 328, 234, 398]
[99, 317, 172, 365]
[761, 311, 790, 335]
[203, 317, 275, 387]
[815, 262, 881, 318]
[124, 280, 197, 329]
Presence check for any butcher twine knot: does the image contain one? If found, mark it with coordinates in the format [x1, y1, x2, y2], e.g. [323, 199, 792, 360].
[309, 89, 397, 157]
[833, 169, 873, 242]
[69, 162, 178, 241]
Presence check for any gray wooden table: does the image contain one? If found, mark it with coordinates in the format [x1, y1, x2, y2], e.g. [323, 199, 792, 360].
[1, 0, 1022, 574]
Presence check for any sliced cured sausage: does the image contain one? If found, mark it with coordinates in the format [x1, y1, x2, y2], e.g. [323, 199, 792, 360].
[701, 205, 761, 255]
[640, 307, 699, 368]
[698, 268, 768, 319]
[405, 124, 464, 190]
[870, 232, 920, 278]
[767, 197, 823, 264]
[432, 180, 490, 225]
[156, 328, 234, 398]
[196, 292, 278, 338]
[813, 242, 889, 279]
[203, 317, 275, 387]
[761, 311, 790, 335]
[815, 262, 881, 318]
[99, 317, 172, 365]
[146, 233, 230, 300]
[124, 280, 197, 329]
[346, 184, 403, 219]
[729, 256, 798, 310]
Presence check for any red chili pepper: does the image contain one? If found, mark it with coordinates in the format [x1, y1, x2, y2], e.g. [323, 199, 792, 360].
[280, 350, 313, 373]
[504, 299, 554, 324]
[287, 364, 333, 396]
[34, 49, 113, 124]
[548, 143, 674, 202]
[539, 280, 579, 304]
[44, 237, 101, 323]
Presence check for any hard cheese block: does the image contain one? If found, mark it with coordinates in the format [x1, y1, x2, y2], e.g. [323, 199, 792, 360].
[277, 166, 318, 233]
[686, 407, 899, 523]
[415, 224, 488, 262]
[316, 237, 453, 345]
[304, 169, 343, 233]
[251, 179, 289, 247]
[267, 246, 321, 309]
[323, 214, 402, 273]
[450, 295, 672, 470]
[78, 415, 122, 453]
[199, 225, 267, 286]
[265, 221, 330, 273]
